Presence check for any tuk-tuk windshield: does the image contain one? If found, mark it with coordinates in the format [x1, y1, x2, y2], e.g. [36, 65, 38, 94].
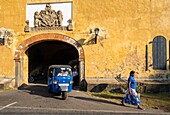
[54, 67, 72, 76]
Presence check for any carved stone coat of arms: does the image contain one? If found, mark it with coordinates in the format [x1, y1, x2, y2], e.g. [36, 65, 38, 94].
[24, 3, 73, 32]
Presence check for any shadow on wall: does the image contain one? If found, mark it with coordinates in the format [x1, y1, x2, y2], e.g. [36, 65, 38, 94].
[90, 84, 108, 92]
[148, 73, 170, 81]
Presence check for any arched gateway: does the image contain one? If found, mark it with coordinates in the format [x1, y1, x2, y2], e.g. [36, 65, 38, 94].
[14, 33, 85, 87]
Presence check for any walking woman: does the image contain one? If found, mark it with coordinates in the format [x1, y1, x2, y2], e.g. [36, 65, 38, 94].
[121, 71, 145, 110]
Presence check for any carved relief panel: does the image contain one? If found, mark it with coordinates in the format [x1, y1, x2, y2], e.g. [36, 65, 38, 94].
[25, 3, 73, 32]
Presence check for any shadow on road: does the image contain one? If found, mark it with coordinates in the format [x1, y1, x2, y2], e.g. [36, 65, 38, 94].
[70, 96, 139, 110]
[18, 84, 137, 110]
[18, 84, 62, 100]
[69, 95, 128, 107]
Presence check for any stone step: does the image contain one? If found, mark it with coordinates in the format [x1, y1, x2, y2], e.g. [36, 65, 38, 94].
[0, 78, 15, 90]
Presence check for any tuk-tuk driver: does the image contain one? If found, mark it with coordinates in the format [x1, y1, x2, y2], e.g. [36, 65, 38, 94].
[57, 70, 68, 76]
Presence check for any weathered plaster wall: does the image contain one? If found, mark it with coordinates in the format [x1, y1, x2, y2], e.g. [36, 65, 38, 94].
[73, 0, 151, 78]
[0, 0, 170, 81]
[73, 0, 170, 78]
[0, 0, 26, 78]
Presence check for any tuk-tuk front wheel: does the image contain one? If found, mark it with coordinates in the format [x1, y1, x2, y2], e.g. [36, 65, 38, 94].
[61, 91, 67, 100]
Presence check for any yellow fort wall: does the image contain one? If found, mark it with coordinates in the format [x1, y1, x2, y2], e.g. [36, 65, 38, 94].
[0, 0, 170, 81]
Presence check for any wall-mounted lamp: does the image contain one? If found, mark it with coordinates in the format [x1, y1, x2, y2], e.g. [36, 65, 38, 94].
[148, 41, 153, 44]
[94, 28, 99, 44]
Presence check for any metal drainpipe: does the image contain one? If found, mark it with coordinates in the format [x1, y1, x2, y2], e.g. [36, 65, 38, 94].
[146, 44, 148, 71]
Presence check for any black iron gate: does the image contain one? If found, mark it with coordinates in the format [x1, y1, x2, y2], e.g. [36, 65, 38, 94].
[152, 36, 166, 70]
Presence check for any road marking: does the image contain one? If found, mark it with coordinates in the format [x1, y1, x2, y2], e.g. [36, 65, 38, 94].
[0, 102, 17, 111]
[1, 106, 166, 115]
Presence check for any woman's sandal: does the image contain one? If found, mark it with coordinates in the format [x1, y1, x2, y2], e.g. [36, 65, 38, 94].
[137, 106, 145, 110]
[121, 100, 125, 106]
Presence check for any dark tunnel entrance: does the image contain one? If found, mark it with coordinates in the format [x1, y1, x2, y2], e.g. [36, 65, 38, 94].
[26, 41, 80, 87]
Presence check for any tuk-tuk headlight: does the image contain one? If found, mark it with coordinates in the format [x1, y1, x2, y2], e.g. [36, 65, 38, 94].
[70, 80, 74, 84]
[53, 80, 58, 84]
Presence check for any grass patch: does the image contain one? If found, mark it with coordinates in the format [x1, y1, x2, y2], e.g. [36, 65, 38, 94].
[90, 91, 170, 112]
[140, 93, 170, 112]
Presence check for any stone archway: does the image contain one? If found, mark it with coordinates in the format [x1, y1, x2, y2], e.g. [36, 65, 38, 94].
[14, 33, 85, 87]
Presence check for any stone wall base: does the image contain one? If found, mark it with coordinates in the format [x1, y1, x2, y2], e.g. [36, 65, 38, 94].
[87, 82, 170, 93]
[0, 78, 15, 90]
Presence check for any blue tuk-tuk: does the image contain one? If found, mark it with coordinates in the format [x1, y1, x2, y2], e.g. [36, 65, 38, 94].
[47, 65, 73, 100]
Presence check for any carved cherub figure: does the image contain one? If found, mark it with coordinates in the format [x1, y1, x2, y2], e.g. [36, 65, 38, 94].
[24, 20, 30, 32]
[34, 11, 41, 27]
[57, 10, 63, 26]
[51, 10, 58, 26]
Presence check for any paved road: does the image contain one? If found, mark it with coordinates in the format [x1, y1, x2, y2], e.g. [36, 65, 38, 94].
[0, 84, 169, 115]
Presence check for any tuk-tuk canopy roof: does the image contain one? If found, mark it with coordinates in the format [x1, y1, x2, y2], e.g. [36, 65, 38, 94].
[49, 65, 72, 69]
